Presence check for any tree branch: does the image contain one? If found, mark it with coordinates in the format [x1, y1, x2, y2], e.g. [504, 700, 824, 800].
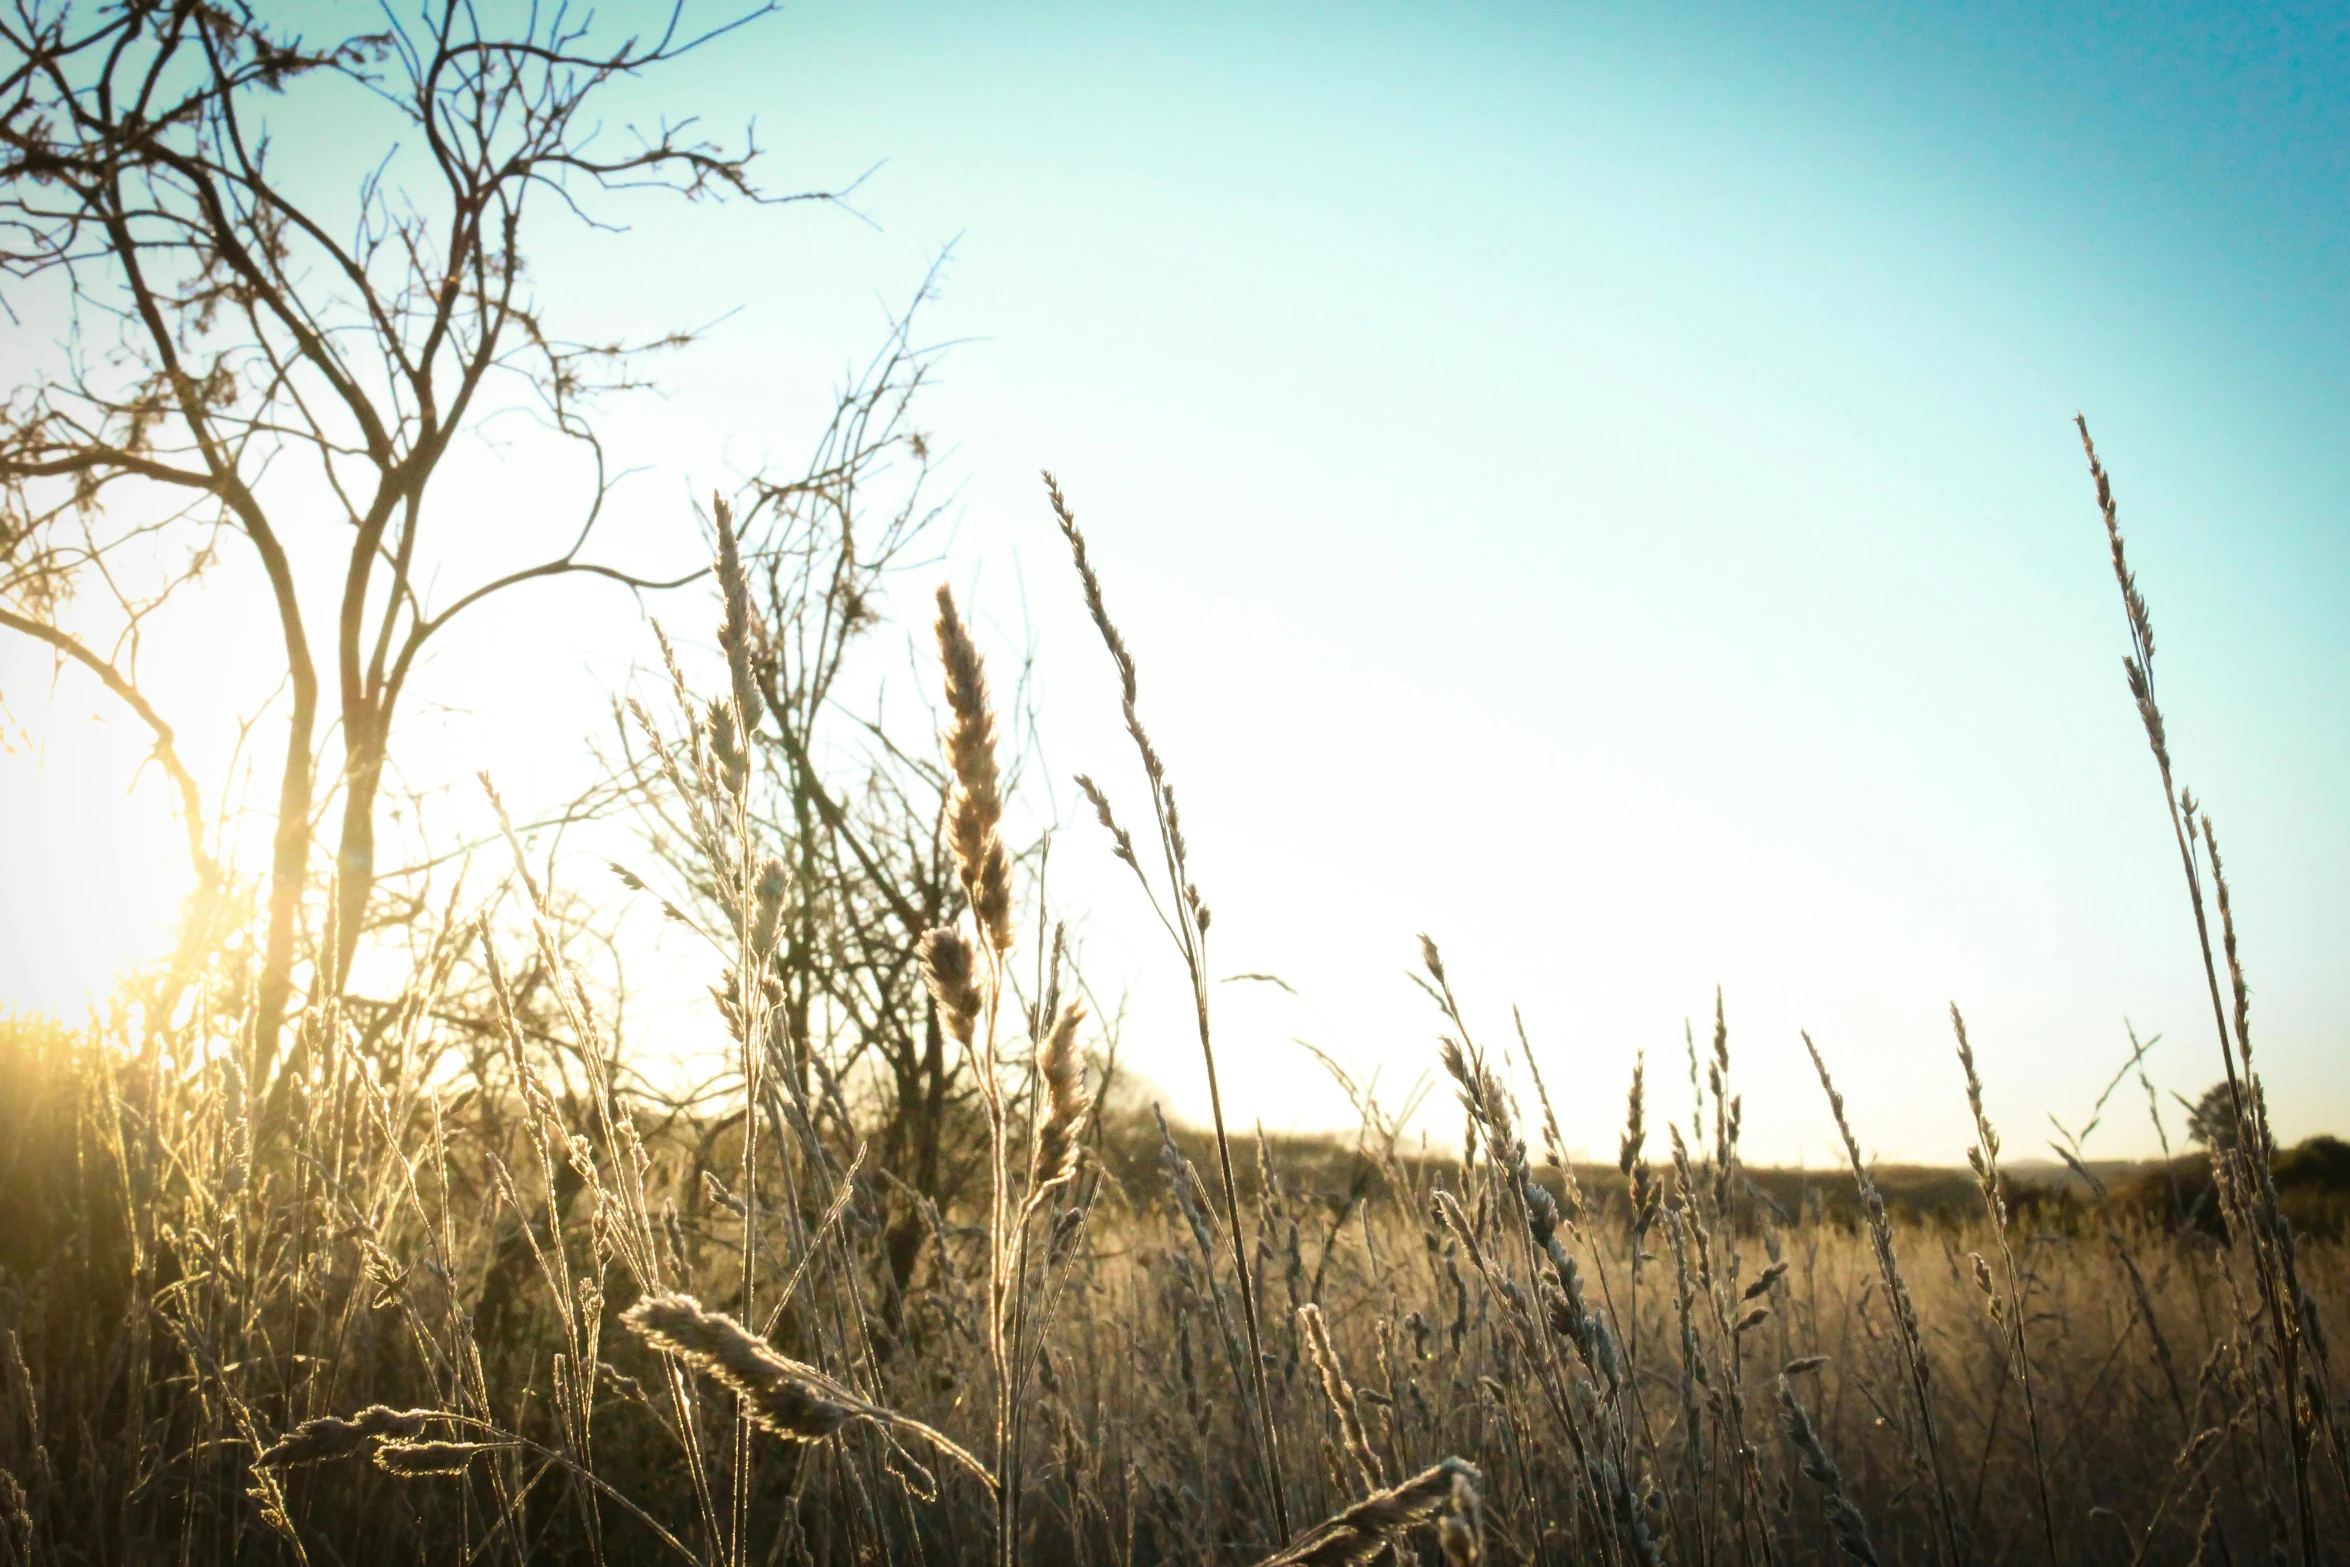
[0, 602, 214, 883]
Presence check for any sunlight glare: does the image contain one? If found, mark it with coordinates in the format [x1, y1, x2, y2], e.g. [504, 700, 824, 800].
[0, 701, 191, 1019]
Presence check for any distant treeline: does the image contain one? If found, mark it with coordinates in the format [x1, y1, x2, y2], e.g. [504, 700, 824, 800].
[1112, 1113, 2350, 1237]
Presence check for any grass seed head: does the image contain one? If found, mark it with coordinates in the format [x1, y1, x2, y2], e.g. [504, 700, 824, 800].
[713, 495, 764, 742]
[623, 1292, 864, 1442]
[1027, 1002, 1091, 1199]
[1299, 1302, 1384, 1492]
[373, 1441, 512, 1478]
[255, 1407, 431, 1468]
[932, 584, 1015, 954]
[919, 926, 984, 1048]
[1261, 1459, 1482, 1567]
[750, 858, 788, 956]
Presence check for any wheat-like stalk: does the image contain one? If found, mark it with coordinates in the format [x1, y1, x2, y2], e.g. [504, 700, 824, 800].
[926, 582, 1028, 1564]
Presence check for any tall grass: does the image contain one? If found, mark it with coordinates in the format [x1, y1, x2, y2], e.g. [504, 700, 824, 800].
[0, 430, 2342, 1564]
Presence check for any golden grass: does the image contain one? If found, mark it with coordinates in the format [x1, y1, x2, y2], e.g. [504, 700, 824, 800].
[0, 434, 2342, 1565]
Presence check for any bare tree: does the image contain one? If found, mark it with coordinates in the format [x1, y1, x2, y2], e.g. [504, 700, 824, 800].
[615, 294, 1025, 1309]
[0, 0, 840, 1066]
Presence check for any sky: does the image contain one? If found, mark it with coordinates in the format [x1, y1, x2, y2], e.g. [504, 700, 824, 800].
[2, 0, 2344, 1164]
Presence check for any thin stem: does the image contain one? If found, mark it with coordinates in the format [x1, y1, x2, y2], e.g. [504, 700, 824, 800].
[1045, 472, 1293, 1545]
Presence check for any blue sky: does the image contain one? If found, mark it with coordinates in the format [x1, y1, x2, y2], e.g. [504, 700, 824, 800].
[3, 0, 2343, 1162]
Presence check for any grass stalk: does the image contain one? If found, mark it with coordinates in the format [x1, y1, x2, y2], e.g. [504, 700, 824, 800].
[1948, 1005, 2059, 1563]
[2076, 416, 2322, 1558]
[1802, 1032, 1966, 1567]
[1047, 472, 1296, 1546]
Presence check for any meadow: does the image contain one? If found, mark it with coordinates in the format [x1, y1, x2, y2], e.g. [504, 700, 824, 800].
[0, 439, 2343, 1567]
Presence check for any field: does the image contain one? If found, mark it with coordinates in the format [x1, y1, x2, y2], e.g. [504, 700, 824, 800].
[1, 450, 2345, 1567]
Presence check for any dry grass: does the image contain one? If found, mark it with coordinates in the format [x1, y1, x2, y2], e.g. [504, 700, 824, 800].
[0, 434, 2344, 1565]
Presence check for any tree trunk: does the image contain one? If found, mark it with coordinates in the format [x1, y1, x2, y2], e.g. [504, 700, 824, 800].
[253, 679, 318, 1077]
[330, 722, 385, 992]
[881, 1004, 951, 1314]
